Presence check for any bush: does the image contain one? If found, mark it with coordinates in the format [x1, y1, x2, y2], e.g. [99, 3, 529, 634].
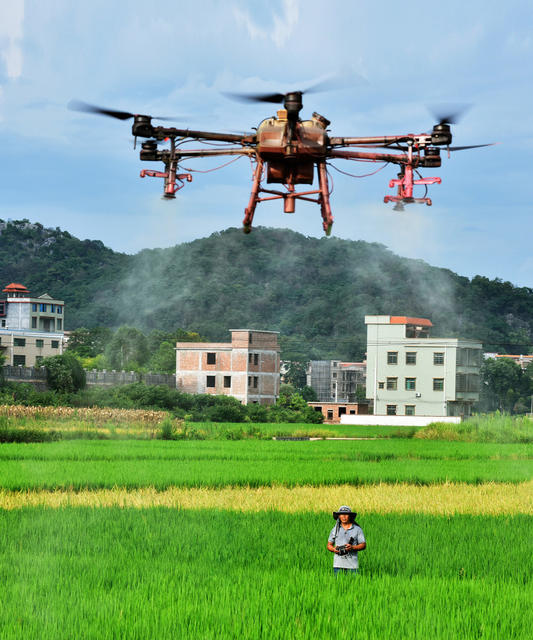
[41, 354, 86, 393]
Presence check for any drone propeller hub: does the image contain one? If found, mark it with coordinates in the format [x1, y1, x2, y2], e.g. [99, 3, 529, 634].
[431, 122, 452, 146]
[132, 115, 154, 138]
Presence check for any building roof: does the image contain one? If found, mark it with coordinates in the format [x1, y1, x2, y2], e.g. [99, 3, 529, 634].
[390, 316, 433, 327]
[3, 283, 30, 294]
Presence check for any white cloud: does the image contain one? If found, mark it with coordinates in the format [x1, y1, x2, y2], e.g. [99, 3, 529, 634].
[0, 0, 24, 79]
[233, 0, 300, 48]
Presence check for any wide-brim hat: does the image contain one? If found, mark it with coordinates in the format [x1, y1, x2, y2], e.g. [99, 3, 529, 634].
[333, 505, 357, 520]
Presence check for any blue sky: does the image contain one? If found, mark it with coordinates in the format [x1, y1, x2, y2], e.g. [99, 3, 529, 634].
[0, 0, 532, 286]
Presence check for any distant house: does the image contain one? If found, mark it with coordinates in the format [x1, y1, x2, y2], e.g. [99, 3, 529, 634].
[307, 360, 366, 403]
[175, 329, 280, 405]
[365, 315, 482, 418]
[0, 283, 67, 366]
[484, 353, 533, 370]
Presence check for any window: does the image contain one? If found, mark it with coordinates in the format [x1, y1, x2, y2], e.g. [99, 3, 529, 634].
[32, 317, 37, 328]
[386, 377, 398, 390]
[1, 320, 5, 327]
[13, 355, 26, 366]
[39, 303, 47, 312]
[405, 405, 415, 416]
[327, 410, 334, 420]
[253, 376, 258, 388]
[57, 319, 62, 330]
[206, 375, 216, 388]
[405, 378, 416, 391]
[433, 378, 444, 391]
[332, 372, 337, 378]
[433, 352, 444, 365]
[406, 352, 417, 365]
[386, 405, 397, 416]
[206, 352, 216, 365]
[223, 376, 231, 388]
[339, 407, 347, 416]
[378, 382, 385, 389]
[14, 338, 26, 347]
[36, 339, 44, 348]
[387, 351, 398, 365]
[32, 303, 37, 312]
[51, 340, 59, 349]
[56, 306, 62, 314]
[254, 353, 259, 366]
[50, 304, 55, 313]
[248, 353, 253, 364]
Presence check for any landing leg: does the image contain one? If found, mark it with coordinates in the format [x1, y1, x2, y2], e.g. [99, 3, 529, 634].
[243, 158, 264, 233]
[317, 162, 333, 236]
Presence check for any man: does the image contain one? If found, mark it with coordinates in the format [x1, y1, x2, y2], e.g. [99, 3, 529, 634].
[327, 505, 366, 576]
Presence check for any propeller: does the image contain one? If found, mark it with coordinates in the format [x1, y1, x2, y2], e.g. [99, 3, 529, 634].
[429, 103, 472, 125]
[68, 100, 181, 122]
[448, 143, 497, 151]
[224, 73, 356, 104]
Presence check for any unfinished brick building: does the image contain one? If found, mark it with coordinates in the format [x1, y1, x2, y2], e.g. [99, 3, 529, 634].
[175, 329, 280, 405]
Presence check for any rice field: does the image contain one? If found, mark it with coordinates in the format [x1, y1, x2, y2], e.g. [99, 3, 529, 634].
[0, 439, 532, 490]
[1, 431, 532, 638]
[1, 509, 531, 639]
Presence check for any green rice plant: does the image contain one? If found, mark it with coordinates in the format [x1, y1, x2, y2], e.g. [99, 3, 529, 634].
[0, 509, 531, 639]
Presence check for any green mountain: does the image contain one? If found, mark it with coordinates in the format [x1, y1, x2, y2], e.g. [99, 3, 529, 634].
[1, 219, 532, 360]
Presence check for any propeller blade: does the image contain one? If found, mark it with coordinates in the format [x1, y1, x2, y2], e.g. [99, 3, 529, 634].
[429, 103, 472, 125]
[68, 100, 136, 120]
[449, 143, 498, 151]
[68, 100, 184, 122]
[223, 92, 286, 104]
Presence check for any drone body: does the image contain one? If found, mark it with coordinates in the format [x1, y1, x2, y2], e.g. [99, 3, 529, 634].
[70, 93, 493, 235]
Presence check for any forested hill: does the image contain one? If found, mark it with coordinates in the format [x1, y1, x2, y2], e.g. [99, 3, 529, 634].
[1, 220, 532, 359]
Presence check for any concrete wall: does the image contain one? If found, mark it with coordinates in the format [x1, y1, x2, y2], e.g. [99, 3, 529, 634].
[2, 366, 176, 389]
[341, 415, 461, 426]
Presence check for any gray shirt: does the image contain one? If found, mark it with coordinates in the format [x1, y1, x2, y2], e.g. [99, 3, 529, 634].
[328, 522, 366, 569]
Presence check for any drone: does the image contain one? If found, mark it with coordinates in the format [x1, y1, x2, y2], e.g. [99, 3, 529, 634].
[69, 88, 494, 236]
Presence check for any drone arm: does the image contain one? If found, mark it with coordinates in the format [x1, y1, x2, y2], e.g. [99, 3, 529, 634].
[329, 149, 409, 164]
[174, 148, 255, 158]
[329, 136, 409, 147]
[151, 126, 255, 144]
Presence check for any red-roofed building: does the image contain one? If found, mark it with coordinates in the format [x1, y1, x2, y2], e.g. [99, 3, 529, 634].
[0, 282, 66, 366]
[364, 315, 482, 418]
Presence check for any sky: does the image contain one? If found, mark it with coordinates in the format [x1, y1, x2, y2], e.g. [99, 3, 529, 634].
[0, 0, 532, 287]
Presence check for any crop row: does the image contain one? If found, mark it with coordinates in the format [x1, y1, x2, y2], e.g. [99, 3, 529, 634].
[0, 404, 172, 424]
[1, 438, 532, 462]
[1, 481, 532, 514]
[1, 509, 531, 640]
[1, 455, 533, 490]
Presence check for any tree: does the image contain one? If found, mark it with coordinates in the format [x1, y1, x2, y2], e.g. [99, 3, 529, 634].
[41, 353, 86, 393]
[104, 326, 149, 370]
[67, 327, 112, 358]
[147, 341, 176, 373]
[480, 358, 529, 413]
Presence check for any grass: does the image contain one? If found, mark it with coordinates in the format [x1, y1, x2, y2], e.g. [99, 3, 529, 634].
[0, 509, 531, 640]
[417, 413, 533, 443]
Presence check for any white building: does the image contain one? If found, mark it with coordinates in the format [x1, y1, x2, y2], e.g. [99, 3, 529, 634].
[0, 283, 66, 366]
[365, 315, 482, 418]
